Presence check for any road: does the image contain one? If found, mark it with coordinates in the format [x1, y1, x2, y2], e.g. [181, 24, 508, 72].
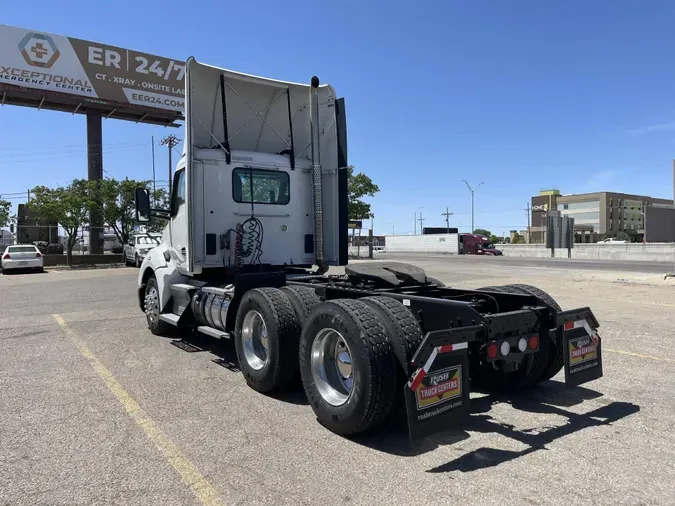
[1, 263, 674, 505]
[376, 252, 675, 274]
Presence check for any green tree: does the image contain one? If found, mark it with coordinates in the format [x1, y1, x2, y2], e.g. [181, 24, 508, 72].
[97, 178, 169, 245]
[347, 166, 379, 220]
[28, 180, 96, 265]
[615, 231, 631, 242]
[0, 199, 10, 228]
[473, 228, 491, 237]
[512, 234, 525, 244]
[489, 234, 499, 244]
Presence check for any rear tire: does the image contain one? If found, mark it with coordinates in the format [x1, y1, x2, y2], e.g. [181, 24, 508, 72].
[504, 284, 563, 383]
[144, 275, 173, 336]
[470, 285, 531, 392]
[471, 284, 561, 391]
[361, 296, 422, 418]
[234, 288, 301, 393]
[281, 285, 322, 327]
[299, 299, 397, 435]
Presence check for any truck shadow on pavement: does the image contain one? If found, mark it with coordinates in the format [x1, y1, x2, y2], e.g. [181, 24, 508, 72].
[169, 332, 310, 406]
[350, 381, 640, 471]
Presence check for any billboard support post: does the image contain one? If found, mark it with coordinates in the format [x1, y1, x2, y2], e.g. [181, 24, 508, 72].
[87, 110, 103, 254]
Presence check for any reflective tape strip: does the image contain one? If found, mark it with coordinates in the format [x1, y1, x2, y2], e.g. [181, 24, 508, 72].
[408, 347, 438, 390]
[565, 319, 599, 345]
[438, 342, 469, 354]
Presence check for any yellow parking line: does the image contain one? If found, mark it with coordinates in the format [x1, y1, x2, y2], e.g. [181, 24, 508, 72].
[605, 347, 674, 363]
[52, 314, 225, 506]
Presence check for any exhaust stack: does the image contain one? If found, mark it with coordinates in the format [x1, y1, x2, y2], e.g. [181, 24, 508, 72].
[310, 76, 327, 274]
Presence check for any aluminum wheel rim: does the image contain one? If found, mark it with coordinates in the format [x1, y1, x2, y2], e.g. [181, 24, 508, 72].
[311, 328, 354, 407]
[144, 285, 159, 324]
[241, 310, 269, 371]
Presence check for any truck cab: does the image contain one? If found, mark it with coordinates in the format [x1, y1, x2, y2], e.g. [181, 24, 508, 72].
[459, 234, 503, 255]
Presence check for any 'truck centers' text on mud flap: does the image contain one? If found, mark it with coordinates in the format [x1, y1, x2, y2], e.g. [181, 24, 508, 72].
[558, 308, 603, 388]
[405, 326, 479, 441]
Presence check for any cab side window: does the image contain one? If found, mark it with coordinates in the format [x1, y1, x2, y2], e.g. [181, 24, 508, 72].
[173, 170, 186, 213]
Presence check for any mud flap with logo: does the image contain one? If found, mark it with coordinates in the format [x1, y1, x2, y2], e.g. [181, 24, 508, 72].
[405, 325, 481, 442]
[558, 308, 603, 388]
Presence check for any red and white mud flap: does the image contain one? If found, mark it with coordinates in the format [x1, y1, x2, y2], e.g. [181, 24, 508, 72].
[404, 325, 481, 442]
[558, 307, 603, 388]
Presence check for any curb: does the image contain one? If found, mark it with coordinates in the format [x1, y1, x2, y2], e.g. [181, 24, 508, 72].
[46, 263, 128, 271]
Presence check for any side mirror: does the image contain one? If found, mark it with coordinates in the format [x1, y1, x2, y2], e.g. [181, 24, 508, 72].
[135, 188, 150, 222]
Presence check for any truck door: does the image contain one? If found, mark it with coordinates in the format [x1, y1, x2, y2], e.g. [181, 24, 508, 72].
[169, 168, 188, 270]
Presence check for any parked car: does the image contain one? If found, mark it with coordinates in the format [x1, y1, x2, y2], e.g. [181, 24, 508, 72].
[123, 234, 161, 267]
[1, 244, 44, 274]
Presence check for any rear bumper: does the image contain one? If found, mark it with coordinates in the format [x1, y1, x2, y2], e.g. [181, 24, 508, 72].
[404, 306, 603, 441]
[2, 258, 43, 270]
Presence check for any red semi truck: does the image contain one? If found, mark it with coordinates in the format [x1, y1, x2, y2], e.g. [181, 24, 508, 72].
[459, 234, 503, 255]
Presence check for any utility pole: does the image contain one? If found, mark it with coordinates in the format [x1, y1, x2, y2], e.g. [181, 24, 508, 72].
[461, 180, 484, 233]
[415, 206, 423, 235]
[525, 202, 531, 244]
[418, 212, 425, 233]
[441, 207, 454, 233]
[160, 135, 181, 194]
[392, 225, 395, 235]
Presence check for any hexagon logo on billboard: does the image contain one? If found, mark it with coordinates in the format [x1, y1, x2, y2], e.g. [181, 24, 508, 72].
[18, 32, 60, 69]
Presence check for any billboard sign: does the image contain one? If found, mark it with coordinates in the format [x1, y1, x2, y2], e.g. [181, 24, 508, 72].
[0, 25, 185, 112]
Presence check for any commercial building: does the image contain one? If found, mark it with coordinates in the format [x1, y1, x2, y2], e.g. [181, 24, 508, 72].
[529, 190, 674, 243]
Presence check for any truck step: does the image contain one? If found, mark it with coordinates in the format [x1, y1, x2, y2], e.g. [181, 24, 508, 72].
[197, 325, 230, 339]
[159, 313, 180, 326]
[171, 283, 198, 292]
[198, 325, 230, 340]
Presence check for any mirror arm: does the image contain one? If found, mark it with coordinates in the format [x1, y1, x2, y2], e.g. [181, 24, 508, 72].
[149, 208, 171, 220]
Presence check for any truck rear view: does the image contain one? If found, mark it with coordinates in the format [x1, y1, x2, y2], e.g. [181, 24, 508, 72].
[134, 58, 603, 443]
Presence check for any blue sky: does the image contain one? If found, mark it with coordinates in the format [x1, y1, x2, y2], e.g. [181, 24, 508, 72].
[2, 0, 675, 236]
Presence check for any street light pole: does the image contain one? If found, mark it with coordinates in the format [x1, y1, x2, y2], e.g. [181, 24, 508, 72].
[461, 180, 484, 233]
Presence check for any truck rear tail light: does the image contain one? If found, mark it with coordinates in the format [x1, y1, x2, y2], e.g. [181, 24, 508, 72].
[486, 342, 498, 360]
[518, 337, 528, 352]
[2, 253, 9, 260]
[500, 341, 510, 356]
[528, 335, 539, 350]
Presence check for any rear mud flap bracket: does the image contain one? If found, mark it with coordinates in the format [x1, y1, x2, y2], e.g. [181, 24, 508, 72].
[405, 325, 482, 442]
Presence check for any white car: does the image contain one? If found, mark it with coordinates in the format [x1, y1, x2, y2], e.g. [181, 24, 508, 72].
[1, 244, 44, 274]
[124, 234, 161, 267]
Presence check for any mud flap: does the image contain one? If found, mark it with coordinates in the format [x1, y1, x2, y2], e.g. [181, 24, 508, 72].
[558, 308, 603, 388]
[405, 325, 481, 442]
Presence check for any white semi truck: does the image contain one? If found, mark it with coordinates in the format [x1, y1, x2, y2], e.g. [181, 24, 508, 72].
[134, 58, 604, 440]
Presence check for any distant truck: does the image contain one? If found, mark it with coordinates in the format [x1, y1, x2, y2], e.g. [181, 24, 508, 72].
[459, 233, 503, 255]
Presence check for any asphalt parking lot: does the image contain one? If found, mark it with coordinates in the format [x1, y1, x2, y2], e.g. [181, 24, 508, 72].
[1, 257, 674, 506]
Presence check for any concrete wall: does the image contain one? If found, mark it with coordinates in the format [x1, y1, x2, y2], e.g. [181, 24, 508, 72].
[498, 243, 675, 262]
[386, 234, 459, 254]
